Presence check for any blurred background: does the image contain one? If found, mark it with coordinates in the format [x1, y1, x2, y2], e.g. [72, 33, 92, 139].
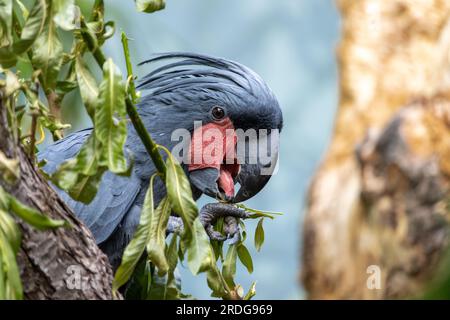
[62, 0, 341, 299]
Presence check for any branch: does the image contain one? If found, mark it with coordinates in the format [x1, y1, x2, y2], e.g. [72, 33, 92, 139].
[0, 91, 118, 299]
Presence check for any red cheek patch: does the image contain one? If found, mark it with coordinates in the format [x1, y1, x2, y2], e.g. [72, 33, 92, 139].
[188, 117, 239, 197]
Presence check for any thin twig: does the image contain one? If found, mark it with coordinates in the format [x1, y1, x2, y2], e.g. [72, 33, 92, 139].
[125, 98, 166, 177]
[121, 32, 139, 104]
[29, 111, 38, 159]
[12, 10, 64, 141]
[80, 25, 166, 178]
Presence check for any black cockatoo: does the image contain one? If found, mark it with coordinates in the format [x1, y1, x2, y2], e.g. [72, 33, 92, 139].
[38, 53, 283, 269]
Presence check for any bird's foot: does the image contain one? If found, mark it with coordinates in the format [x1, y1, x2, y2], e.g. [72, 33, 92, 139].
[199, 203, 249, 243]
[167, 216, 184, 235]
[166, 203, 249, 243]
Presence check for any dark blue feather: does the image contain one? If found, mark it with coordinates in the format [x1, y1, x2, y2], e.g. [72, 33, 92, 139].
[37, 129, 141, 244]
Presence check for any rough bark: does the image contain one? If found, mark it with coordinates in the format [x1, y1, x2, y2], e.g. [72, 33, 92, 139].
[302, 0, 450, 299]
[0, 92, 116, 299]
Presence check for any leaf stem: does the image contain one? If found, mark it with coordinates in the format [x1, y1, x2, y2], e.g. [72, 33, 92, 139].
[121, 32, 139, 104]
[125, 98, 166, 177]
[81, 24, 166, 178]
[12, 10, 63, 141]
[80, 18, 106, 66]
[29, 111, 37, 159]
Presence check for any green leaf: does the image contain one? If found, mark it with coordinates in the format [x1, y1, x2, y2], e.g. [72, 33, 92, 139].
[147, 269, 180, 300]
[206, 262, 228, 298]
[91, 0, 104, 21]
[254, 218, 265, 252]
[0, 228, 22, 299]
[222, 244, 237, 288]
[0, 0, 13, 47]
[14, 0, 28, 19]
[50, 134, 105, 204]
[1, 180, 61, 234]
[53, 0, 77, 31]
[0, 188, 26, 300]
[96, 58, 128, 173]
[237, 244, 253, 273]
[166, 233, 178, 272]
[0, 249, 5, 299]
[66, 168, 105, 203]
[147, 234, 182, 300]
[211, 217, 225, 262]
[0, 150, 19, 184]
[8, 195, 66, 230]
[164, 152, 198, 236]
[13, 0, 46, 54]
[147, 234, 181, 300]
[31, 3, 63, 91]
[80, 20, 98, 49]
[4, 69, 20, 97]
[0, 185, 9, 209]
[0, 209, 21, 253]
[0, 0, 16, 67]
[146, 197, 171, 276]
[178, 236, 185, 263]
[239, 220, 247, 242]
[56, 79, 78, 94]
[243, 281, 256, 300]
[75, 56, 98, 118]
[0, 47, 16, 67]
[236, 203, 282, 220]
[124, 258, 152, 300]
[113, 175, 157, 293]
[135, 0, 165, 13]
[186, 218, 213, 275]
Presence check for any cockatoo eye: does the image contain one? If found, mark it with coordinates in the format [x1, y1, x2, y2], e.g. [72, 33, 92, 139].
[211, 106, 226, 120]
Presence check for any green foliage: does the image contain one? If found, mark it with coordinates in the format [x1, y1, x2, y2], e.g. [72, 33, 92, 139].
[147, 234, 182, 300]
[135, 0, 165, 13]
[8, 194, 67, 230]
[13, 0, 46, 55]
[112, 174, 158, 294]
[0, 186, 66, 299]
[96, 58, 128, 173]
[0, 225, 22, 300]
[75, 56, 98, 116]
[222, 244, 237, 288]
[186, 217, 213, 275]
[31, 1, 63, 91]
[53, 0, 77, 31]
[50, 134, 106, 203]
[236, 203, 283, 220]
[0, 150, 19, 184]
[146, 197, 171, 275]
[1, 0, 282, 300]
[0, 0, 17, 67]
[237, 244, 253, 273]
[254, 218, 265, 252]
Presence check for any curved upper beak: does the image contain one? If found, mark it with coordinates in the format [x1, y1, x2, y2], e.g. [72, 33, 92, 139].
[232, 131, 279, 203]
[232, 163, 274, 203]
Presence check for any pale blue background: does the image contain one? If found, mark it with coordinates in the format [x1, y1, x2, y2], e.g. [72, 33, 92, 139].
[67, 0, 340, 299]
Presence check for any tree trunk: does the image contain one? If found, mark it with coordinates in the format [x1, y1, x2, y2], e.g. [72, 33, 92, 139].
[302, 0, 450, 299]
[0, 91, 116, 299]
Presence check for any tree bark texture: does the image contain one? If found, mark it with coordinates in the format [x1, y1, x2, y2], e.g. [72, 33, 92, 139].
[302, 0, 450, 299]
[0, 91, 116, 299]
